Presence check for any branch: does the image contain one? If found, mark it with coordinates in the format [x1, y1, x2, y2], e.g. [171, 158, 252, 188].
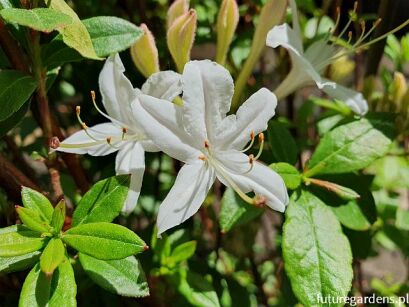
[0, 154, 41, 203]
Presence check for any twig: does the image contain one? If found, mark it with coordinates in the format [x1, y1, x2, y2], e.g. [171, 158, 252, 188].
[0, 21, 90, 194]
[0, 154, 41, 203]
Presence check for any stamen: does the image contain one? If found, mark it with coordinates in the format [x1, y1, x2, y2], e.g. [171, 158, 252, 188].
[254, 133, 265, 160]
[331, 7, 341, 34]
[243, 154, 255, 174]
[210, 158, 261, 206]
[241, 130, 255, 152]
[75, 106, 99, 142]
[90, 91, 124, 127]
[353, 20, 366, 47]
[358, 18, 381, 44]
[347, 31, 353, 44]
[106, 137, 120, 149]
[122, 127, 128, 140]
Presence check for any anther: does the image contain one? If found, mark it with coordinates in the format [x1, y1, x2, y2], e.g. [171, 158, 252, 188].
[249, 154, 254, 164]
[106, 137, 112, 144]
[199, 154, 206, 161]
[91, 90, 96, 101]
[258, 133, 264, 143]
[49, 137, 60, 149]
[122, 127, 128, 140]
[254, 133, 265, 160]
[347, 31, 353, 44]
[76, 106, 81, 115]
[204, 140, 210, 149]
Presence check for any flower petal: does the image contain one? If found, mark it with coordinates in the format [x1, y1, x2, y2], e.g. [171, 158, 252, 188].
[122, 169, 144, 213]
[215, 88, 277, 150]
[99, 54, 138, 125]
[115, 142, 145, 174]
[266, 23, 303, 55]
[157, 162, 215, 236]
[216, 151, 288, 212]
[321, 80, 369, 115]
[182, 60, 234, 145]
[141, 71, 182, 101]
[132, 95, 201, 163]
[56, 123, 122, 156]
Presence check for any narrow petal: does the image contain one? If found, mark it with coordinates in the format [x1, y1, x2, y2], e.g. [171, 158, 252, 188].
[115, 142, 145, 174]
[215, 88, 277, 150]
[132, 95, 201, 164]
[216, 151, 288, 212]
[267, 25, 334, 92]
[141, 71, 182, 101]
[182, 60, 234, 145]
[99, 54, 138, 125]
[266, 24, 303, 55]
[321, 80, 369, 115]
[56, 123, 122, 156]
[122, 169, 145, 213]
[157, 162, 215, 236]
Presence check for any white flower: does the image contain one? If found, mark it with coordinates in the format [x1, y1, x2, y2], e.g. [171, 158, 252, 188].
[53, 54, 182, 213]
[266, 0, 368, 115]
[131, 60, 289, 236]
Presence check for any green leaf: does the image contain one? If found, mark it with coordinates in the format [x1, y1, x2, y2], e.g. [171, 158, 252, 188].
[174, 270, 221, 307]
[19, 261, 76, 307]
[21, 187, 54, 222]
[62, 222, 147, 260]
[219, 188, 264, 233]
[0, 70, 37, 121]
[0, 100, 30, 138]
[72, 175, 130, 227]
[268, 121, 298, 164]
[48, 0, 100, 60]
[0, 8, 73, 32]
[367, 155, 409, 190]
[40, 238, 65, 275]
[0, 251, 40, 273]
[43, 16, 142, 67]
[16, 206, 53, 234]
[50, 200, 66, 233]
[0, 225, 46, 257]
[282, 190, 353, 307]
[396, 208, 409, 231]
[310, 174, 377, 231]
[82, 16, 142, 57]
[79, 253, 149, 297]
[307, 115, 394, 175]
[169, 241, 197, 264]
[270, 163, 302, 190]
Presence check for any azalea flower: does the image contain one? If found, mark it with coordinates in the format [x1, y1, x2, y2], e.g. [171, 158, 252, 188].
[52, 54, 182, 212]
[130, 60, 289, 236]
[266, 0, 368, 115]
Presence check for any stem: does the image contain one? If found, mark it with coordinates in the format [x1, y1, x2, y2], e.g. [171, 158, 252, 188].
[0, 19, 90, 194]
[0, 154, 41, 203]
[30, 29, 63, 199]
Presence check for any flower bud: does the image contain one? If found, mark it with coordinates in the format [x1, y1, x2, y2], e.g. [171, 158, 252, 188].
[167, 9, 197, 73]
[130, 24, 160, 78]
[216, 0, 239, 65]
[167, 0, 189, 29]
[390, 72, 408, 111]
